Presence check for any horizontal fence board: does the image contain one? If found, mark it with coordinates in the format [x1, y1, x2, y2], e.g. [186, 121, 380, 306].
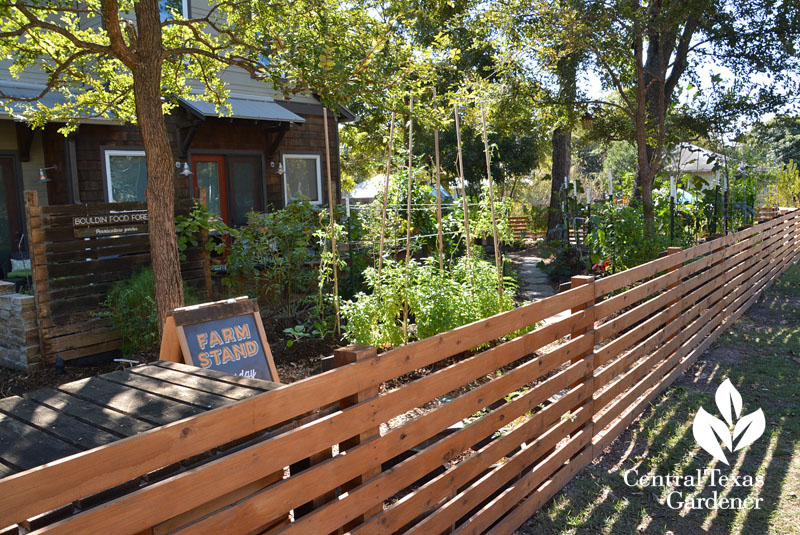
[0, 289, 588, 528]
[354, 382, 593, 535]
[271, 343, 594, 535]
[404, 391, 593, 535]
[5, 210, 798, 535]
[25, 194, 210, 364]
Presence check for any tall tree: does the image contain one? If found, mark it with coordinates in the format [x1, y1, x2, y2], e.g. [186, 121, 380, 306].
[587, 0, 800, 233]
[1, 0, 408, 329]
[547, 54, 579, 236]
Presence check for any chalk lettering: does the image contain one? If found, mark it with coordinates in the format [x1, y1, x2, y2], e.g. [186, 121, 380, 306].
[221, 346, 236, 364]
[234, 324, 251, 340]
[222, 327, 235, 343]
[196, 332, 208, 350]
[209, 330, 223, 348]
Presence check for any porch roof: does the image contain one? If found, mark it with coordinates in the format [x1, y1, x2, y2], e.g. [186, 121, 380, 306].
[179, 94, 306, 123]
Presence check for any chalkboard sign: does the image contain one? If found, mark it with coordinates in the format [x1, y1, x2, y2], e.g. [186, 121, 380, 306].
[160, 297, 279, 382]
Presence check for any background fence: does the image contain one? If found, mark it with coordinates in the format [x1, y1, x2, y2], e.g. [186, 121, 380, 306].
[2, 210, 798, 535]
[23, 192, 209, 364]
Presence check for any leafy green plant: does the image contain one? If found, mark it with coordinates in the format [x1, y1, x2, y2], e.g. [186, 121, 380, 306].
[341, 256, 516, 348]
[586, 201, 669, 273]
[283, 324, 320, 348]
[100, 268, 200, 356]
[769, 159, 800, 207]
[223, 202, 320, 314]
[175, 202, 232, 260]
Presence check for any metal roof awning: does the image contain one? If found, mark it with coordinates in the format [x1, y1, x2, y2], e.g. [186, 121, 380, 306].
[179, 95, 306, 123]
[0, 81, 68, 119]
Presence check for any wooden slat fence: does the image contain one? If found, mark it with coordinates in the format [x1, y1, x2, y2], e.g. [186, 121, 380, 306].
[23, 192, 209, 363]
[2, 210, 799, 535]
[508, 216, 530, 240]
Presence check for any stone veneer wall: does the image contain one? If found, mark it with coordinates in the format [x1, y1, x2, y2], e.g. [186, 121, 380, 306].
[0, 281, 41, 370]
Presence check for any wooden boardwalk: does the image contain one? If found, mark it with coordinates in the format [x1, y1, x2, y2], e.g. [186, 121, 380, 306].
[0, 362, 280, 533]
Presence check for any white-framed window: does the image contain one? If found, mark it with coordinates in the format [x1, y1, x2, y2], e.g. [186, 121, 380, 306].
[104, 150, 147, 202]
[159, 0, 189, 20]
[282, 154, 323, 205]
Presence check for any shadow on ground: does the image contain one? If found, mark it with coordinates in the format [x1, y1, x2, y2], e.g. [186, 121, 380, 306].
[516, 265, 800, 535]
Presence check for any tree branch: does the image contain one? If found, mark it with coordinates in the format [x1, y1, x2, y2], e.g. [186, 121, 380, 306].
[100, 0, 137, 67]
[11, 3, 112, 55]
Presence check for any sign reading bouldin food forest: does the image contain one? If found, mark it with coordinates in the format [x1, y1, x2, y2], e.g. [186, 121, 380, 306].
[163, 297, 279, 382]
[71, 211, 149, 238]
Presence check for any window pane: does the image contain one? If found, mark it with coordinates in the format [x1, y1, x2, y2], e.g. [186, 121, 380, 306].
[108, 154, 147, 202]
[229, 157, 262, 226]
[159, 0, 183, 20]
[285, 157, 319, 203]
[196, 161, 222, 219]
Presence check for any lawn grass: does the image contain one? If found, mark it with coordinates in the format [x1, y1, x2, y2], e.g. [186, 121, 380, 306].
[516, 264, 800, 535]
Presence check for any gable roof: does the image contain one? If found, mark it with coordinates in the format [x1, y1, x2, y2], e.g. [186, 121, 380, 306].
[666, 143, 728, 174]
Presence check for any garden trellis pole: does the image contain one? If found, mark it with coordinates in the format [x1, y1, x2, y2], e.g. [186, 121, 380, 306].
[403, 96, 414, 343]
[454, 103, 475, 299]
[433, 88, 444, 272]
[480, 101, 504, 302]
[323, 107, 341, 337]
[377, 112, 396, 279]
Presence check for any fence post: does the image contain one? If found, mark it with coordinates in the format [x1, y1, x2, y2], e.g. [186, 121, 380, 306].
[569, 275, 595, 371]
[334, 344, 381, 532]
[567, 276, 597, 455]
[23, 190, 48, 363]
[664, 247, 682, 343]
[197, 188, 213, 300]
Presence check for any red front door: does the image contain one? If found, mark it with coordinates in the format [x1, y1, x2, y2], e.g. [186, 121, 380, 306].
[192, 154, 229, 224]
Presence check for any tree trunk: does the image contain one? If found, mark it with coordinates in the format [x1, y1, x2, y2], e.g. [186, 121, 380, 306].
[547, 126, 570, 236]
[134, 0, 185, 332]
[546, 54, 579, 240]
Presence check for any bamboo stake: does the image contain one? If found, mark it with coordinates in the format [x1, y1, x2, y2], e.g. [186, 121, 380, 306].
[403, 96, 414, 343]
[377, 112, 396, 279]
[454, 103, 475, 309]
[323, 107, 340, 337]
[433, 88, 444, 272]
[480, 101, 504, 303]
[454, 104, 472, 259]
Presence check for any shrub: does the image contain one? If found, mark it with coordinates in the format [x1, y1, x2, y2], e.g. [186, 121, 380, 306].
[538, 246, 588, 284]
[586, 202, 668, 273]
[341, 256, 516, 348]
[101, 268, 200, 356]
[223, 202, 320, 314]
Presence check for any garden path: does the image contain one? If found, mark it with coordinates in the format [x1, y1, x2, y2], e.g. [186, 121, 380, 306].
[508, 252, 554, 302]
[507, 252, 570, 325]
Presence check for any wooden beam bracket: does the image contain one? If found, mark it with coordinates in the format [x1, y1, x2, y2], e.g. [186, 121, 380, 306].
[266, 123, 290, 158]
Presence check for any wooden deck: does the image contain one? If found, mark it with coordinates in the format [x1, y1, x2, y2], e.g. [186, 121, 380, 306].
[0, 361, 281, 534]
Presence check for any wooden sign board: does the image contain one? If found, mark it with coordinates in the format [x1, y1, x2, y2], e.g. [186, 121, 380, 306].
[159, 297, 279, 382]
[72, 212, 149, 238]
[74, 224, 148, 238]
